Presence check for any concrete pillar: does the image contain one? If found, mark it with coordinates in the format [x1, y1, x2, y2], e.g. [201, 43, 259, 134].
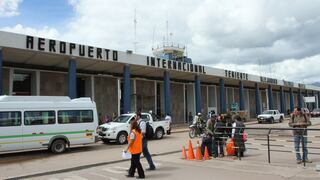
[219, 79, 226, 113]
[195, 75, 201, 114]
[123, 65, 131, 113]
[298, 89, 302, 108]
[68, 59, 77, 99]
[289, 88, 294, 112]
[239, 81, 245, 110]
[255, 83, 261, 116]
[164, 71, 171, 115]
[280, 86, 285, 113]
[0, 48, 3, 95]
[268, 85, 273, 110]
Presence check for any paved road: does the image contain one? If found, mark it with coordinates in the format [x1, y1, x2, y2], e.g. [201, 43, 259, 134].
[1, 117, 320, 179]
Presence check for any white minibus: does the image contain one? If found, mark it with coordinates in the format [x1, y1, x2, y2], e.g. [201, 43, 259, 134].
[0, 96, 99, 154]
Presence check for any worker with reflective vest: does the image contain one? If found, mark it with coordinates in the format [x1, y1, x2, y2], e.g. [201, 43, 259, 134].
[125, 118, 145, 178]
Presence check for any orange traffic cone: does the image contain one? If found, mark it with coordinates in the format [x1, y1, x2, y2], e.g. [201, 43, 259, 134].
[203, 146, 211, 160]
[195, 141, 203, 161]
[187, 140, 195, 160]
[181, 146, 187, 159]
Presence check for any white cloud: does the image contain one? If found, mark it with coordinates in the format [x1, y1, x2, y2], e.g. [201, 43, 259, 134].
[0, 0, 22, 17]
[212, 54, 320, 84]
[1, 24, 60, 39]
[2, 0, 320, 83]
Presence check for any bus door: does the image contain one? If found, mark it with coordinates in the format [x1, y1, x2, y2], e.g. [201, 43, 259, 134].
[23, 110, 56, 149]
[0, 111, 23, 152]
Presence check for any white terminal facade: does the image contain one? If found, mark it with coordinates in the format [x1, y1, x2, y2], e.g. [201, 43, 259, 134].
[0, 31, 319, 123]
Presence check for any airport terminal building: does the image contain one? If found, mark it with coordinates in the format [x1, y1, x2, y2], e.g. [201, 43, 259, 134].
[0, 31, 319, 123]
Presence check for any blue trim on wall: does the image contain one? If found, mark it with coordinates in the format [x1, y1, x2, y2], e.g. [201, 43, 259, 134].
[289, 88, 294, 112]
[239, 81, 244, 110]
[195, 75, 201, 114]
[255, 83, 261, 116]
[268, 85, 273, 110]
[219, 79, 226, 113]
[164, 71, 171, 115]
[318, 92, 320, 109]
[280, 86, 285, 113]
[68, 59, 77, 99]
[298, 89, 302, 108]
[0, 49, 3, 95]
[123, 65, 131, 113]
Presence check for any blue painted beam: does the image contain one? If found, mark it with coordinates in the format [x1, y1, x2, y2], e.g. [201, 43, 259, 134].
[0, 48, 3, 95]
[289, 88, 294, 112]
[219, 79, 226, 113]
[255, 83, 261, 116]
[123, 65, 131, 113]
[195, 75, 201, 114]
[68, 59, 77, 99]
[239, 81, 245, 110]
[280, 86, 285, 113]
[164, 71, 171, 115]
[268, 85, 273, 110]
[298, 89, 302, 108]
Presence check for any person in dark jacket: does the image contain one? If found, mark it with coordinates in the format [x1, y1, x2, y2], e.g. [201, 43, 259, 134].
[214, 116, 226, 157]
[232, 115, 245, 157]
[224, 112, 233, 138]
[201, 114, 216, 157]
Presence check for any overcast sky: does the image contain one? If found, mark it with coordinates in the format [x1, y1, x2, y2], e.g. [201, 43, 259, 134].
[0, 0, 319, 84]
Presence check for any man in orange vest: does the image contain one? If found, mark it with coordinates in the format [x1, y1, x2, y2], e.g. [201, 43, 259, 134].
[125, 117, 145, 178]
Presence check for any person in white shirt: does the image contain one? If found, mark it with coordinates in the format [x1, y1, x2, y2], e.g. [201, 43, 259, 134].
[165, 113, 172, 134]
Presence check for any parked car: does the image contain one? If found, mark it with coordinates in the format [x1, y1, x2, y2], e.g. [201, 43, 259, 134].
[97, 112, 170, 144]
[257, 110, 284, 124]
[311, 108, 320, 117]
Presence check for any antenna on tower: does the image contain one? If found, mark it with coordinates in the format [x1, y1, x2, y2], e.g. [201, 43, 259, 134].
[133, 8, 138, 53]
[166, 14, 169, 44]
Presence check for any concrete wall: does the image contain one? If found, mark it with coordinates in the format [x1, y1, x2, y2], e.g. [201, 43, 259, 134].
[261, 90, 267, 111]
[171, 83, 184, 123]
[186, 84, 195, 120]
[2, 68, 9, 95]
[201, 86, 208, 117]
[40, 72, 67, 96]
[136, 80, 155, 113]
[249, 89, 256, 117]
[94, 76, 118, 123]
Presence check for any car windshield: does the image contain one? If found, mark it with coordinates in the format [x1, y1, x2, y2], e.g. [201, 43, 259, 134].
[112, 115, 132, 123]
[262, 110, 273, 115]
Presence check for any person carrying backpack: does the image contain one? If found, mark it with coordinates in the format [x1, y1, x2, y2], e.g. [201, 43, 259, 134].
[137, 112, 156, 170]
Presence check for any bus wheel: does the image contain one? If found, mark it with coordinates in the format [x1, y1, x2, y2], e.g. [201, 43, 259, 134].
[51, 139, 67, 154]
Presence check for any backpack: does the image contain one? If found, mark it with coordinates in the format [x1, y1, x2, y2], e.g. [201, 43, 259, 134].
[140, 120, 154, 139]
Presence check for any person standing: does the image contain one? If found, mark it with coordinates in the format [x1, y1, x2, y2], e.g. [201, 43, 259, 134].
[289, 107, 312, 164]
[203, 114, 216, 157]
[232, 115, 245, 157]
[125, 120, 145, 179]
[137, 112, 156, 170]
[215, 115, 226, 157]
[165, 113, 172, 135]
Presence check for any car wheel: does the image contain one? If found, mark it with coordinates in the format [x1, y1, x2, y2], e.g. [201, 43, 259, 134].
[50, 139, 67, 154]
[101, 139, 110, 144]
[270, 117, 274, 124]
[117, 132, 128, 145]
[189, 128, 196, 138]
[279, 117, 283, 123]
[155, 128, 164, 139]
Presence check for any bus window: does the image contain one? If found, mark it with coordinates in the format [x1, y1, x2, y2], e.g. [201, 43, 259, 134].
[24, 111, 55, 125]
[58, 110, 93, 124]
[0, 111, 21, 126]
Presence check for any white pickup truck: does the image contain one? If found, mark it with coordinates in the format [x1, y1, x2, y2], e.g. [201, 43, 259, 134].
[97, 113, 170, 144]
[257, 110, 284, 124]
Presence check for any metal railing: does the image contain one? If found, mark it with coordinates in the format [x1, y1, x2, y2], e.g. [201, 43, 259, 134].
[213, 127, 320, 166]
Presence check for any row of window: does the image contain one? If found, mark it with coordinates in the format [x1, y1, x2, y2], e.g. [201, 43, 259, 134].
[0, 110, 93, 127]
